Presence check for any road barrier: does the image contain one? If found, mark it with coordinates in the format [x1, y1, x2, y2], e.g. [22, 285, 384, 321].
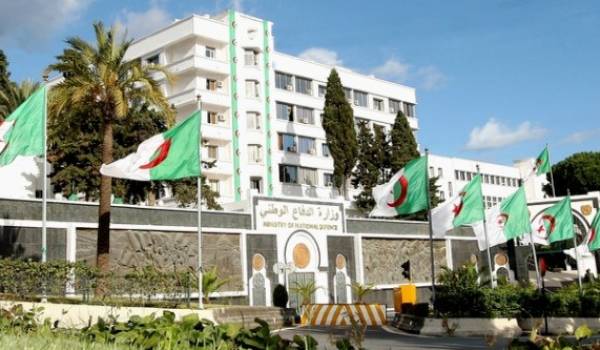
[301, 304, 387, 326]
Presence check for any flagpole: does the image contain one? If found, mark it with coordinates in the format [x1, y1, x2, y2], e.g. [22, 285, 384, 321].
[566, 189, 583, 293]
[518, 175, 542, 289]
[424, 149, 436, 309]
[196, 94, 204, 309]
[547, 144, 557, 197]
[41, 76, 48, 302]
[476, 164, 495, 288]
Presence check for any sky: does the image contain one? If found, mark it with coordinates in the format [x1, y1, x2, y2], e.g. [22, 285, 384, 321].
[1, 0, 598, 165]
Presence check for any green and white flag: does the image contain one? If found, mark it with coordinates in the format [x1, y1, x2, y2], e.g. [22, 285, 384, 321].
[531, 196, 574, 245]
[587, 211, 600, 252]
[100, 111, 201, 181]
[534, 146, 551, 175]
[370, 156, 429, 217]
[431, 174, 484, 237]
[472, 187, 531, 250]
[0, 86, 46, 166]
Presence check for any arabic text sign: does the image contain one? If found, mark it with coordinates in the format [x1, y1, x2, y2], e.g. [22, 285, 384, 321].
[255, 200, 344, 234]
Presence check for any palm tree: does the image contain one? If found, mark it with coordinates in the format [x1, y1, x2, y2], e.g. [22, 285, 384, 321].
[0, 80, 40, 120]
[46, 22, 173, 292]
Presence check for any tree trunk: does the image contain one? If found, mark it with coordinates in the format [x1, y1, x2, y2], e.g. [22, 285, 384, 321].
[96, 118, 113, 296]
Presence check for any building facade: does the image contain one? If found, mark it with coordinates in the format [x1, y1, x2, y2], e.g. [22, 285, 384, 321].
[122, 10, 418, 206]
[428, 154, 547, 208]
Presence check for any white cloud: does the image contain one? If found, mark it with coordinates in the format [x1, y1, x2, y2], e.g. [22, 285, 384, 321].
[371, 58, 410, 82]
[561, 128, 600, 144]
[465, 118, 547, 151]
[298, 48, 343, 66]
[117, 5, 172, 40]
[415, 65, 447, 90]
[370, 58, 446, 90]
[0, 0, 91, 49]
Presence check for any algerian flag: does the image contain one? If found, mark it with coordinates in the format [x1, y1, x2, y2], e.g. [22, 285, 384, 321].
[0, 86, 46, 166]
[431, 174, 484, 237]
[531, 196, 574, 245]
[370, 156, 429, 217]
[534, 146, 551, 175]
[587, 211, 600, 252]
[472, 187, 531, 251]
[100, 111, 201, 181]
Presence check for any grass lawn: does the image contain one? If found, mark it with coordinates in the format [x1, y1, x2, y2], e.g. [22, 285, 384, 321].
[0, 333, 135, 350]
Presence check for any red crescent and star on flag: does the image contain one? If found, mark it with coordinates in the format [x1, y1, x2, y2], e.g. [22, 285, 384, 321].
[139, 139, 172, 169]
[537, 214, 556, 236]
[387, 175, 409, 208]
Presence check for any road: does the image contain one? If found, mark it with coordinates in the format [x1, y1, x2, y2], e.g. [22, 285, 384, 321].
[276, 326, 513, 349]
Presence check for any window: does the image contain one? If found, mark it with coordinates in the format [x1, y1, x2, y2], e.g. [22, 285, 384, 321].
[250, 177, 262, 193]
[206, 145, 218, 159]
[490, 176, 495, 185]
[438, 167, 443, 178]
[245, 80, 260, 98]
[501, 177, 506, 186]
[205, 46, 216, 59]
[298, 167, 318, 185]
[484, 174, 490, 183]
[278, 133, 296, 152]
[246, 112, 261, 130]
[324, 173, 334, 186]
[467, 172, 472, 181]
[298, 136, 316, 154]
[318, 85, 326, 97]
[439, 191, 445, 201]
[322, 144, 330, 157]
[145, 54, 159, 65]
[208, 179, 220, 193]
[455, 170, 460, 180]
[248, 144, 262, 163]
[244, 49, 257, 66]
[448, 182, 453, 197]
[343, 87, 352, 100]
[389, 99, 402, 114]
[206, 79, 218, 91]
[275, 72, 293, 90]
[459, 171, 466, 181]
[279, 164, 298, 183]
[353, 90, 368, 107]
[495, 176, 500, 185]
[296, 106, 313, 124]
[276, 102, 293, 121]
[207, 112, 218, 124]
[405, 103, 415, 117]
[373, 98, 384, 111]
[295, 76, 312, 95]
[429, 166, 435, 177]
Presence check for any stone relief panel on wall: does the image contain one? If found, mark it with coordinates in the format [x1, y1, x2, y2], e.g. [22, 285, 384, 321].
[76, 229, 243, 291]
[362, 238, 446, 285]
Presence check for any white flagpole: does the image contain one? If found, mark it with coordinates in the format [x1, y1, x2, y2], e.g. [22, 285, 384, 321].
[547, 144, 557, 197]
[42, 76, 48, 265]
[196, 94, 204, 309]
[519, 174, 542, 289]
[424, 149, 436, 308]
[476, 164, 495, 288]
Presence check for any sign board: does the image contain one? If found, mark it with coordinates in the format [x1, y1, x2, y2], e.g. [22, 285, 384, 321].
[253, 198, 345, 234]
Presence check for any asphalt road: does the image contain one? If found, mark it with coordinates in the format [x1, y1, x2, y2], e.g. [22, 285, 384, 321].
[276, 326, 513, 350]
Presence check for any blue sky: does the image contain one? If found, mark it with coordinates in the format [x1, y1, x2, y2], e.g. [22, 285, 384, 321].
[1, 0, 598, 165]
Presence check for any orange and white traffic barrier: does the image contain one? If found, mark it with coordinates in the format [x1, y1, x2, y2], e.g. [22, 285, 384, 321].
[301, 304, 387, 326]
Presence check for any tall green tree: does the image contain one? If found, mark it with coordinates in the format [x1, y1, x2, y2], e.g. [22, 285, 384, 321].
[46, 22, 173, 283]
[543, 152, 600, 196]
[373, 125, 390, 182]
[0, 50, 10, 92]
[389, 110, 420, 175]
[351, 121, 379, 212]
[322, 69, 358, 199]
[0, 80, 41, 121]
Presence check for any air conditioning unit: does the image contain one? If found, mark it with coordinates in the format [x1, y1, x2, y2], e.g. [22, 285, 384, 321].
[327, 182, 333, 187]
[286, 84, 293, 91]
[301, 117, 309, 123]
[353, 100, 360, 106]
[217, 114, 226, 122]
[217, 81, 223, 88]
[308, 148, 316, 155]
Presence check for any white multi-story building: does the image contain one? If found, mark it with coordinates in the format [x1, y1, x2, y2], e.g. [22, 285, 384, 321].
[429, 154, 547, 208]
[122, 10, 419, 205]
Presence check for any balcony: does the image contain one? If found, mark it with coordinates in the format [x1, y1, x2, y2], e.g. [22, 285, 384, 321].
[203, 160, 233, 177]
[202, 123, 231, 141]
[280, 183, 341, 200]
[167, 55, 229, 77]
[168, 88, 230, 108]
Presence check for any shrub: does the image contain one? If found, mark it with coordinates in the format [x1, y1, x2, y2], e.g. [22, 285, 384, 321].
[273, 284, 288, 308]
